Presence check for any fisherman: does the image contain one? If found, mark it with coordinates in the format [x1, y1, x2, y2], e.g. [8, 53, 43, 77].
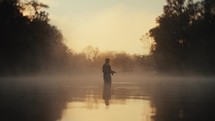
[102, 58, 116, 84]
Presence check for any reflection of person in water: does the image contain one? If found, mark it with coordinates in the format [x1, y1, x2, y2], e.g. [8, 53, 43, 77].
[102, 58, 115, 105]
[103, 83, 111, 105]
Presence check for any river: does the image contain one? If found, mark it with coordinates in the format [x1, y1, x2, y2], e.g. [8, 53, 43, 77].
[0, 74, 214, 121]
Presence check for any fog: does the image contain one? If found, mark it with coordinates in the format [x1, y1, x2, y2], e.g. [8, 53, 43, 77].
[1, 0, 215, 120]
[1, 68, 215, 121]
[1, 46, 214, 121]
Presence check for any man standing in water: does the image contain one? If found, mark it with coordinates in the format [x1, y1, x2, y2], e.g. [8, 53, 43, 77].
[102, 58, 115, 105]
[102, 58, 116, 84]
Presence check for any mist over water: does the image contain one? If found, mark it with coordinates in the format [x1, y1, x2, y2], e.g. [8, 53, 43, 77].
[0, 72, 215, 121]
[1, 0, 215, 121]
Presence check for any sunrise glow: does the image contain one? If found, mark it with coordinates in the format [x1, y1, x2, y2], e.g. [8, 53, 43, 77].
[40, 0, 165, 55]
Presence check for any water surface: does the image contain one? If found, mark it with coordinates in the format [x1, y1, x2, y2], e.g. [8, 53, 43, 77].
[0, 75, 215, 121]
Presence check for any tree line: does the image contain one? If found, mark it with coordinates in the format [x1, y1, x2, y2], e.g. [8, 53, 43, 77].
[0, 0, 154, 75]
[0, 0, 71, 75]
[2, 0, 214, 75]
[73, 45, 154, 74]
[149, 0, 215, 74]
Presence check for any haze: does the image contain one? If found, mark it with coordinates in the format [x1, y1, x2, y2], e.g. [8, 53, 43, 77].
[40, 0, 165, 55]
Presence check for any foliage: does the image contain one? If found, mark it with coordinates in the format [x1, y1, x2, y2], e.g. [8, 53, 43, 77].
[0, 0, 155, 75]
[0, 0, 70, 75]
[73, 47, 155, 74]
[82, 45, 99, 62]
[149, 0, 215, 74]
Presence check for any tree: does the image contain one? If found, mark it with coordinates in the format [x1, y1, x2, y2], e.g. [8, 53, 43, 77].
[149, 0, 189, 72]
[0, 0, 70, 75]
[82, 45, 99, 62]
[149, 0, 215, 74]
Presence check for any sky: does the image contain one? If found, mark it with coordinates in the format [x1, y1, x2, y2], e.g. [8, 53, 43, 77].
[40, 0, 166, 55]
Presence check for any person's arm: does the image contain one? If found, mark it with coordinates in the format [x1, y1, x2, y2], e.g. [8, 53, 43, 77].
[111, 71, 116, 75]
[109, 66, 116, 75]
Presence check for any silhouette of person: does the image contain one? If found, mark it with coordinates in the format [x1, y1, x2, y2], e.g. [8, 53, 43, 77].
[102, 58, 116, 84]
[102, 58, 115, 106]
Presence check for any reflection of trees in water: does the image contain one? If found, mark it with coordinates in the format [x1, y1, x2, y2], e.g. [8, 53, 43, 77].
[0, 79, 68, 121]
[4, 77, 214, 121]
[151, 79, 215, 121]
[152, 99, 215, 121]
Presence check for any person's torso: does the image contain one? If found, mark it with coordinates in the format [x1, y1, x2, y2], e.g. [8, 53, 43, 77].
[103, 63, 111, 74]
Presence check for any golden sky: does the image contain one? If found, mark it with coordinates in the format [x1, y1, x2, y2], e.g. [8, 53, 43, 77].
[40, 0, 165, 55]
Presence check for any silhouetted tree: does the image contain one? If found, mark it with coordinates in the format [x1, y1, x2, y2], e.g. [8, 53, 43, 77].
[82, 45, 99, 62]
[149, 0, 215, 74]
[0, 0, 70, 75]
